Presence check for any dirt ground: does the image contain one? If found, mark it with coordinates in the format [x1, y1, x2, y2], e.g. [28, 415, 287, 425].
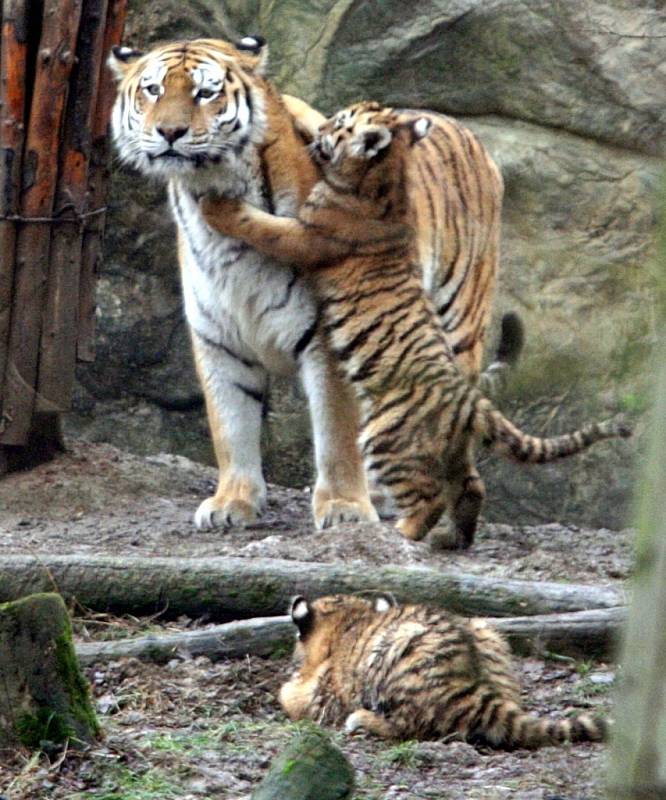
[0, 439, 630, 799]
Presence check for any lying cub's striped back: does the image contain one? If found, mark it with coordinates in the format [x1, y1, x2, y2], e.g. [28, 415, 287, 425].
[280, 594, 608, 749]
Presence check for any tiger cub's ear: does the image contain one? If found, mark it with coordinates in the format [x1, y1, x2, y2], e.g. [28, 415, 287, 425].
[108, 45, 144, 80]
[290, 596, 313, 637]
[373, 593, 397, 613]
[352, 126, 393, 159]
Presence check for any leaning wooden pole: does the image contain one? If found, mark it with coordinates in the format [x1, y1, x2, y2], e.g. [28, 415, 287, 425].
[606, 186, 666, 800]
[78, 0, 128, 363]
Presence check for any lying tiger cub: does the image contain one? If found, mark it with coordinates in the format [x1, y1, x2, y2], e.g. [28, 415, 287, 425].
[279, 594, 607, 748]
[200, 102, 630, 545]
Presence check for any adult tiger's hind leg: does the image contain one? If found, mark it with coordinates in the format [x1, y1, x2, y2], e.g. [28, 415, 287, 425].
[300, 343, 378, 529]
[192, 335, 268, 530]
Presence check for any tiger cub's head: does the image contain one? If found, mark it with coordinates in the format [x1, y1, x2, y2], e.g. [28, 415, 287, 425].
[312, 101, 431, 193]
[108, 37, 268, 182]
[289, 593, 396, 666]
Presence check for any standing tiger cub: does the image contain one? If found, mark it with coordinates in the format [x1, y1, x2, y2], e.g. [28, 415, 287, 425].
[280, 594, 607, 749]
[200, 102, 630, 545]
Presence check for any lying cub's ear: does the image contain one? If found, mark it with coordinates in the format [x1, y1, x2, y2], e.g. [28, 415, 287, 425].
[409, 117, 432, 145]
[374, 593, 397, 613]
[290, 596, 313, 638]
[352, 125, 393, 159]
[108, 45, 144, 80]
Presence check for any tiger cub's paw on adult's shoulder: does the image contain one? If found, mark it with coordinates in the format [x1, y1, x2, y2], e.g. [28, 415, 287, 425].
[194, 482, 266, 530]
[313, 496, 379, 530]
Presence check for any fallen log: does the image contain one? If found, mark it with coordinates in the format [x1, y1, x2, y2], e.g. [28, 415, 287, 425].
[0, 554, 625, 622]
[76, 616, 295, 666]
[73, 607, 625, 665]
[492, 606, 626, 658]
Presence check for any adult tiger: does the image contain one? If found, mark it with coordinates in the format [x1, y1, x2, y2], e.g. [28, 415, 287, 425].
[108, 37, 504, 532]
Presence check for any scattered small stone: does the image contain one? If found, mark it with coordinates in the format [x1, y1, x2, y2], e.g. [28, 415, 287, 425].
[588, 671, 615, 685]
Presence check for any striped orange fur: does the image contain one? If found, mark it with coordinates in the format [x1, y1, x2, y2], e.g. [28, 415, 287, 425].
[280, 594, 608, 749]
[200, 102, 630, 546]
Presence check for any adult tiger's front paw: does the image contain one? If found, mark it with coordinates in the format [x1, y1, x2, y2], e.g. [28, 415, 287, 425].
[313, 493, 379, 530]
[194, 477, 266, 530]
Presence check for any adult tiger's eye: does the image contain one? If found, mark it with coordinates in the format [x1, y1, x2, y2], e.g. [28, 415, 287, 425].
[145, 84, 160, 96]
[197, 88, 216, 100]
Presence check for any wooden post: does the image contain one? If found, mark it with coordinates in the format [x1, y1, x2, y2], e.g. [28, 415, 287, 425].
[0, 0, 83, 446]
[36, 0, 110, 411]
[0, 0, 126, 466]
[0, 0, 31, 461]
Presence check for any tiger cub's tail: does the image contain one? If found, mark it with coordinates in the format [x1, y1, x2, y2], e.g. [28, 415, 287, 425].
[481, 700, 608, 749]
[473, 396, 631, 463]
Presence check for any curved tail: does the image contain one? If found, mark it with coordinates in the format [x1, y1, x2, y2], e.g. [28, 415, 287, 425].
[483, 700, 608, 748]
[473, 396, 631, 463]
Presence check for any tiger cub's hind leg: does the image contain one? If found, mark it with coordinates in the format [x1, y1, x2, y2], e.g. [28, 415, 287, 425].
[442, 444, 486, 550]
[450, 469, 486, 549]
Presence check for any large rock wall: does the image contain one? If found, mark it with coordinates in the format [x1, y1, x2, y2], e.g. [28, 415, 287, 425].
[66, 0, 664, 528]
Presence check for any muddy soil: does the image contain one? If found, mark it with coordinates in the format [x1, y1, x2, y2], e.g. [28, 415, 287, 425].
[0, 439, 630, 799]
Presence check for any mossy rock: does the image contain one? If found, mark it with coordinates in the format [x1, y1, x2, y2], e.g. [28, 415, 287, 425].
[252, 725, 354, 800]
[0, 593, 100, 749]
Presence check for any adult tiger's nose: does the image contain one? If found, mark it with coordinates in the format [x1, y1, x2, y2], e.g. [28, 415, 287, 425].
[156, 125, 188, 144]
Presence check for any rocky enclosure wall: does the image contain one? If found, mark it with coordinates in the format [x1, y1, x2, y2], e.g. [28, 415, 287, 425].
[66, 0, 664, 529]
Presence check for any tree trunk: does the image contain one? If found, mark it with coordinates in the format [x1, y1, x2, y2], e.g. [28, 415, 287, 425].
[606, 197, 666, 800]
[0, 592, 99, 749]
[252, 726, 355, 800]
[0, 554, 625, 622]
[73, 607, 625, 666]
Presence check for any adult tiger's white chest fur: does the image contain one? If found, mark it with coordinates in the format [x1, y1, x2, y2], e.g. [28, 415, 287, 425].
[169, 174, 315, 378]
[109, 38, 378, 532]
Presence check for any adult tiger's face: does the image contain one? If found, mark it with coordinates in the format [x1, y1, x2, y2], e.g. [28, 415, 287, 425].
[312, 101, 430, 190]
[108, 38, 267, 181]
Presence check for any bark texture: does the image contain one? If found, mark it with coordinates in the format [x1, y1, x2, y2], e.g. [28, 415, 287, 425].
[0, 554, 625, 622]
[74, 607, 625, 665]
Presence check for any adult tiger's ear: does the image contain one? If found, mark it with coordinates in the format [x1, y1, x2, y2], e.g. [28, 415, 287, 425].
[235, 34, 269, 75]
[408, 116, 432, 145]
[290, 595, 313, 638]
[108, 45, 144, 80]
[352, 125, 392, 159]
[373, 593, 397, 613]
